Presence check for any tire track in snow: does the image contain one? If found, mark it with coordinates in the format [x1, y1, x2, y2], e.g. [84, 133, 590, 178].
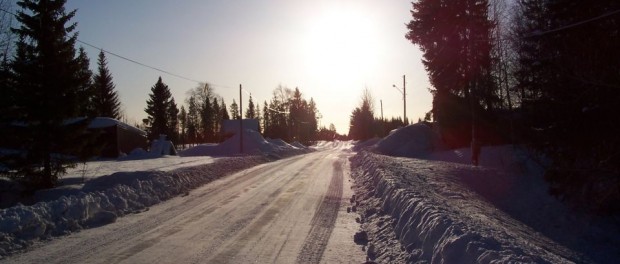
[296, 160, 344, 264]
[202, 156, 322, 263]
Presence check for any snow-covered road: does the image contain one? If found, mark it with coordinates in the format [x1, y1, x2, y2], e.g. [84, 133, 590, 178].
[4, 146, 364, 263]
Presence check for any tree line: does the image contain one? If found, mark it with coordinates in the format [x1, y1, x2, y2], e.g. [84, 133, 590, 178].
[404, 0, 619, 213]
[0, 1, 337, 189]
[158, 84, 332, 148]
[0, 0, 121, 188]
[348, 88, 409, 141]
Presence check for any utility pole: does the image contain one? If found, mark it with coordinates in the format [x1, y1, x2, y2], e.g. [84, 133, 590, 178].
[239, 84, 243, 154]
[380, 99, 383, 120]
[403, 75, 407, 125]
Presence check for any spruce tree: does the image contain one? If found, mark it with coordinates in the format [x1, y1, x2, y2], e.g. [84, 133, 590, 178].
[230, 99, 240, 120]
[167, 97, 179, 143]
[0, 57, 13, 123]
[11, 0, 87, 188]
[201, 96, 213, 142]
[92, 50, 121, 119]
[515, 0, 620, 211]
[348, 90, 375, 141]
[186, 96, 199, 145]
[245, 95, 256, 119]
[220, 100, 230, 120]
[406, 0, 495, 147]
[178, 105, 187, 147]
[262, 101, 270, 136]
[211, 98, 221, 140]
[254, 102, 261, 133]
[75, 47, 93, 117]
[144, 77, 175, 141]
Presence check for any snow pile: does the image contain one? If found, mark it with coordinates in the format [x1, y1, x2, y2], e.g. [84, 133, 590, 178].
[428, 145, 548, 171]
[0, 156, 267, 257]
[352, 137, 381, 152]
[179, 129, 309, 157]
[290, 141, 307, 149]
[149, 135, 177, 156]
[350, 152, 579, 263]
[373, 123, 441, 158]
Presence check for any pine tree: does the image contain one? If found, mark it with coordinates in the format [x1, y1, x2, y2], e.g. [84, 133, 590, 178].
[515, 0, 620, 212]
[262, 101, 270, 136]
[144, 77, 176, 141]
[201, 96, 213, 142]
[92, 50, 121, 119]
[254, 102, 261, 133]
[212, 98, 221, 140]
[348, 89, 375, 141]
[230, 99, 240, 120]
[186, 96, 199, 145]
[220, 99, 230, 120]
[245, 95, 256, 119]
[406, 0, 495, 148]
[178, 105, 187, 148]
[167, 97, 179, 143]
[75, 47, 93, 117]
[0, 57, 13, 123]
[10, 0, 88, 188]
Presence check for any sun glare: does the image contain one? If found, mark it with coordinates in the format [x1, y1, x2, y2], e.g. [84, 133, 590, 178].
[303, 6, 381, 89]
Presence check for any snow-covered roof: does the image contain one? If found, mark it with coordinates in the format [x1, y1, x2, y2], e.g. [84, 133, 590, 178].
[221, 119, 259, 134]
[87, 117, 146, 136]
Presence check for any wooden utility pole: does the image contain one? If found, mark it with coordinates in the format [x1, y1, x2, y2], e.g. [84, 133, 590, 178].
[239, 84, 243, 154]
[403, 75, 407, 125]
[380, 99, 383, 120]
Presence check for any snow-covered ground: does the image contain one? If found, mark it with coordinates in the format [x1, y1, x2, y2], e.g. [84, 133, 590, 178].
[351, 123, 620, 263]
[0, 129, 311, 258]
[5, 122, 618, 263]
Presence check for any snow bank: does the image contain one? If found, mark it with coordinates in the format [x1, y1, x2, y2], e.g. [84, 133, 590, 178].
[290, 141, 307, 149]
[0, 156, 267, 257]
[149, 135, 177, 156]
[350, 152, 577, 263]
[179, 129, 310, 157]
[352, 137, 381, 152]
[373, 123, 441, 158]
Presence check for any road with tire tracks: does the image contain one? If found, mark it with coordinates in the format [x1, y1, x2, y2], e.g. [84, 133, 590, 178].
[5, 142, 364, 264]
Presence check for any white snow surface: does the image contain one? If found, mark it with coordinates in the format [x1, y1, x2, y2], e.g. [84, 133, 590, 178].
[0, 129, 310, 257]
[374, 123, 442, 157]
[352, 124, 620, 263]
[178, 129, 308, 158]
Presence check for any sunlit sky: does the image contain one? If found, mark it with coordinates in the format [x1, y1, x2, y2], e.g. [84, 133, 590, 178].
[65, 0, 432, 135]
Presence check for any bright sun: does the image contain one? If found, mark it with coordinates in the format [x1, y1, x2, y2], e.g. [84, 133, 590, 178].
[303, 5, 381, 89]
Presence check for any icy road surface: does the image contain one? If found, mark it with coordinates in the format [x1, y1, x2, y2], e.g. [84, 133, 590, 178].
[5, 145, 364, 263]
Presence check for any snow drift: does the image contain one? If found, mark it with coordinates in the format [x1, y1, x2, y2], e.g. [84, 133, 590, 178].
[351, 124, 619, 263]
[0, 157, 267, 257]
[350, 152, 577, 263]
[179, 129, 309, 157]
[373, 123, 442, 158]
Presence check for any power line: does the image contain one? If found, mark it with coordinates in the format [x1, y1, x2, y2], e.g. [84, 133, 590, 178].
[524, 8, 620, 38]
[0, 7, 237, 90]
[77, 40, 202, 84]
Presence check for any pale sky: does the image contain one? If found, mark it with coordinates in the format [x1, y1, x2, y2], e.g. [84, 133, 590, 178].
[65, 0, 432, 135]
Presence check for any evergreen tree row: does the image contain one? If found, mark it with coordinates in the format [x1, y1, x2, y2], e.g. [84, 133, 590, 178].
[0, 0, 121, 188]
[405, 0, 620, 213]
[176, 83, 230, 146]
[262, 86, 319, 145]
[144, 77, 178, 142]
[173, 85, 323, 146]
[348, 89, 407, 141]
